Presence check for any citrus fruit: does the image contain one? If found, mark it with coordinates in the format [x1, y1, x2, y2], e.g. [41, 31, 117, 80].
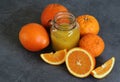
[19, 23, 49, 52]
[91, 57, 115, 79]
[41, 3, 68, 28]
[65, 48, 95, 78]
[40, 49, 67, 65]
[76, 15, 100, 36]
[79, 34, 105, 57]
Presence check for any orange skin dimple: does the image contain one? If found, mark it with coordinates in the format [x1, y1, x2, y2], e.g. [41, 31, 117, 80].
[41, 4, 68, 28]
[77, 15, 100, 37]
[19, 23, 49, 52]
[79, 34, 105, 57]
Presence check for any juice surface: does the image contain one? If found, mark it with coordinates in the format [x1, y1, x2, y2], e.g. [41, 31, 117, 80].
[51, 24, 80, 51]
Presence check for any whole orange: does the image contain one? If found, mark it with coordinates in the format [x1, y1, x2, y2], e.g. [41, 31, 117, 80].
[19, 23, 49, 52]
[41, 3, 68, 28]
[76, 15, 100, 36]
[79, 34, 105, 57]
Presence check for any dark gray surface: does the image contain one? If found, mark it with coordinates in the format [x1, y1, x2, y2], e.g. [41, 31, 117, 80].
[0, 0, 120, 82]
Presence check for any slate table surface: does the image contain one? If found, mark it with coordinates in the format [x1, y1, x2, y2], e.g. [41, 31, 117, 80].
[0, 0, 120, 82]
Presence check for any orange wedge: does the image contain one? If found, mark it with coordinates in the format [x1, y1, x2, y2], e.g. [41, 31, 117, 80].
[65, 48, 95, 78]
[91, 57, 115, 79]
[40, 49, 67, 65]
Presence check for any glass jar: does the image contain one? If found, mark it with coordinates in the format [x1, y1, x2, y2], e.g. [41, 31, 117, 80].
[50, 12, 80, 51]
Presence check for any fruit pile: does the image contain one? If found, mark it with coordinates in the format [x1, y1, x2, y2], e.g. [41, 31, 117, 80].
[19, 3, 115, 79]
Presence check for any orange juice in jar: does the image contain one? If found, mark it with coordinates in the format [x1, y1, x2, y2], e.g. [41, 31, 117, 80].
[50, 12, 80, 51]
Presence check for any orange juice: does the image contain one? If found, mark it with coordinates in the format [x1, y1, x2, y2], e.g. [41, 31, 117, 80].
[50, 12, 80, 51]
[51, 23, 80, 51]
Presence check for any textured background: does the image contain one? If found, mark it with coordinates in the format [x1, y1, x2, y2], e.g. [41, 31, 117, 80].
[0, 0, 120, 82]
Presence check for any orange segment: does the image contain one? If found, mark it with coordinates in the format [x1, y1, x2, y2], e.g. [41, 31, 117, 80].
[65, 48, 95, 78]
[91, 57, 115, 79]
[40, 49, 67, 65]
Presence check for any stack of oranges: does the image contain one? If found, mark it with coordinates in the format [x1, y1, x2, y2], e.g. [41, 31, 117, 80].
[19, 3, 115, 79]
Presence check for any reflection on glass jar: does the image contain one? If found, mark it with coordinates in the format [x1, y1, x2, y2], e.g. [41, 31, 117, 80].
[50, 12, 80, 51]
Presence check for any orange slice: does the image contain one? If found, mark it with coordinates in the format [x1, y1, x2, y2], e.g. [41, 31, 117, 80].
[91, 57, 115, 79]
[40, 49, 67, 65]
[65, 48, 95, 78]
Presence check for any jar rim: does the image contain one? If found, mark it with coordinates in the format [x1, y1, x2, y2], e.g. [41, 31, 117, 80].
[53, 11, 76, 31]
